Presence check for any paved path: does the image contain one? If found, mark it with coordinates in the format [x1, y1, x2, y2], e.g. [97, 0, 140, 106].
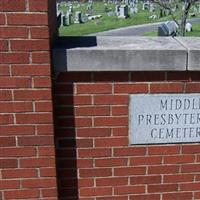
[90, 18, 200, 36]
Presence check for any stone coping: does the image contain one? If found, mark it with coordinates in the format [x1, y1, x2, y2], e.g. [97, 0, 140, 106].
[53, 36, 200, 72]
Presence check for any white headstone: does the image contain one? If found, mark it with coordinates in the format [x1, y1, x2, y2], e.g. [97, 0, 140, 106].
[74, 11, 82, 23]
[185, 22, 192, 32]
[118, 5, 128, 18]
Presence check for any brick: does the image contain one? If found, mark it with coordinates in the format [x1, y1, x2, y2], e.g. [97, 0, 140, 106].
[114, 147, 146, 156]
[32, 52, 50, 63]
[93, 72, 129, 82]
[11, 40, 49, 51]
[167, 72, 191, 81]
[95, 137, 128, 147]
[33, 77, 51, 88]
[42, 188, 58, 197]
[112, 106, 128, 116]
[148, 146, 180, 155]
[0, 137, 16, 147]
[181, 164, 200, 172]
[40, 168, 56, 177]
[163, 174, 194, 183]
[114, 186, 145, 195]
[0, 40, 8, 51]
[0, 77, 31, 88]
[20, 158, 55, 168]
[0, 13, 5, 24]
[0, 125, 34, 136]
[182, 144, 200, 154]
[130, 194, 160, 200]
[77, 128, 111, 137]
[78, 148, 111, 158]
[148, 184, 178, 193]
[14, 90, 51, 100]
[74, 96, 92, 105]
[75, 106, 110, 116]
[80, 187, 112, 196]
[163, 192, 193, 200]
[77, 159, 93, 168]
[0, 0, 25, 11]
[0, 102, 32, 113]
[78, 179, 94, 188]
[180, 183, 200, 191]
[97, 197, 128, 200]
[150, 83, 183, 93]
[57, 72, 91, 83]
[16, 113, 53, 124]
[29, 0, 48, 11]
[4, 189, 39, 199]
[186, 83, 200, 92]
[79, 168, 112, 178]
[22, 178, 56, 188]
[95, 158, 128, 167]
[114, 167, 146, 176]
[148, 165, 179, 174]
[37, 124, 54, 135]
[130, 156, 162, 165]
[39, 147, 55, 156]
[76, 84, 112, 94]
[0, 159, 17, 168]
[76, 139, 93, 148]
[0, 147, 36, 157]
[0, 53, 29, 64]
[31, 27, 49, 39]
[94, 95, 128, 105]
[2, 169, 37, 179]
[164, 155, 195, 164]
[114, 83, 148, 93]
[94, 117, 128, 126]
[0, 114, 13, 125]
[0, 65, 9, 75]
[12, 65, 51, 76]
[96, 177, 128, 186]
[112, 127, 128, 136]
[18, 136, 54, 146]
[0, 27, 28, 38]
[35, 101, 53, 112]
[7, 13, 48, 25]
[0, 180, 20, 189]
[132, 72, 165, 82]
[130, 175, 161, 185]
[0, 90, 12, 100]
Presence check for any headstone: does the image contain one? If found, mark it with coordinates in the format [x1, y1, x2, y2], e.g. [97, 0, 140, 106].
[115, 5, 120, 15]
[74, 11, 82, 23]
[118, 5, 128, 18]
[130, 94, 200, 144]
[185, 22, 192, 32]
[69, 5, 73, 13]
[56, 3, 61, 14]
[149, 3, 155, 12]
[65, 13, 72, 25]
[158, 21, 177, 36]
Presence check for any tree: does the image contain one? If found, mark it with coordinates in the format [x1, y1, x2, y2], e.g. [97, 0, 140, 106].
[150, 0, 200, 36]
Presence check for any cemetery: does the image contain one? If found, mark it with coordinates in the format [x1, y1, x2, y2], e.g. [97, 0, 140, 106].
[56, 0, 200, 36]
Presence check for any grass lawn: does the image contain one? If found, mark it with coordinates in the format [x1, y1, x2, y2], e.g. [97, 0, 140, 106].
[143, 24, 200, 36]
[59, 1, 172, 36]
[58, 1, 199, 36]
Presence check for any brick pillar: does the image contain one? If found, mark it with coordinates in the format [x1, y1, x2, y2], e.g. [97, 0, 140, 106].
[0, 0, 58, 199]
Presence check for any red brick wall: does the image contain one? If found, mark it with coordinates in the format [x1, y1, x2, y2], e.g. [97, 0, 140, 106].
[54, 72, 200, 200]
[0, 0, 58, 199]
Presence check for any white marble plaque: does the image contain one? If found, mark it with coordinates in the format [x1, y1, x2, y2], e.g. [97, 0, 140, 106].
[129, 94, 200, 144]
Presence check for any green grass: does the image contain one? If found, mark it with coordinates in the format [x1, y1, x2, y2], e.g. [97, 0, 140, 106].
[59, 2, 200, 36]
[59, 2, 169, 36]
[143, 24, 200, 37]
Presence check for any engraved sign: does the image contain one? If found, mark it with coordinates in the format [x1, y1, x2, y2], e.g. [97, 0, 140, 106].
[129, 94, 200, 144]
